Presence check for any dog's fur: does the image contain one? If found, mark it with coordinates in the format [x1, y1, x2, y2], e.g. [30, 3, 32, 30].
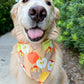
[10, 0, 68, 84]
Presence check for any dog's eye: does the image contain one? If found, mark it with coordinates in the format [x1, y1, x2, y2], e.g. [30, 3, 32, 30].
[46, 1, 51, 6]
[22, 0, 28, 3]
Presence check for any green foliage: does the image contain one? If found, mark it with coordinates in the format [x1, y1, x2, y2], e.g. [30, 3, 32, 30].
[53, 0, 84, 68]
[0, 0, 16, 34]
[79, 53, 84, 69]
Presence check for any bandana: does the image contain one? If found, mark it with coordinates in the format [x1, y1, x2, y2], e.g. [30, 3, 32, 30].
[17, 40, 56, 84]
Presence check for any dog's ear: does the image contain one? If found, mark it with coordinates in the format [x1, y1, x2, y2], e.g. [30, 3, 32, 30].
[48, 22, 60, 40]
[54, 7, 59, 22]
[10, 3, 18, 25]
[48, 7, 60, 40]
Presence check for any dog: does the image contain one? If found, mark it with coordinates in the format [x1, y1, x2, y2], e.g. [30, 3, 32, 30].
[10, 0, 68, 84]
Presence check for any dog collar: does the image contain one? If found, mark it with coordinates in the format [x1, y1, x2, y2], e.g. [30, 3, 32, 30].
[17, 39, 56, 84]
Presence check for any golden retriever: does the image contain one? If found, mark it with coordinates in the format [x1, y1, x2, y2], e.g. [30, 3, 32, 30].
[10, 0, 68, 84]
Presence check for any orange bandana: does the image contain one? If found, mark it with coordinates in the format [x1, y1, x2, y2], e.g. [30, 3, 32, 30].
[17, 40, 56, 84]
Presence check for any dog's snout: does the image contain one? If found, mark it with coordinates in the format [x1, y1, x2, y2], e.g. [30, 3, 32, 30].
[29, 6, 47, 22]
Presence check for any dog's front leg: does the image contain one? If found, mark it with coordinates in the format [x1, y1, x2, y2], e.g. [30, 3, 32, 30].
[60, 69, 69, 84]
[10, 44, 19, 80]
[16, 65, 38, 84]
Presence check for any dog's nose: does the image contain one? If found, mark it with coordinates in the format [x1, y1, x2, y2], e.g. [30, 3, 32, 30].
[29, 6, 47, 22]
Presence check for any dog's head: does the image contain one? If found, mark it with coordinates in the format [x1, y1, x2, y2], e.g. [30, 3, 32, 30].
[11, 0, 59, 43]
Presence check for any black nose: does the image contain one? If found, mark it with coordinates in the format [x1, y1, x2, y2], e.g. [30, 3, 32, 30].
[29, 6, 47, 22]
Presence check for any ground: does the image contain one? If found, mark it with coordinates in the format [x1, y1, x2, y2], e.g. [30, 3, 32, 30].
[0, 32, 16, 84]
[59, 44, 84, 84]
[0, 32, 84, 84]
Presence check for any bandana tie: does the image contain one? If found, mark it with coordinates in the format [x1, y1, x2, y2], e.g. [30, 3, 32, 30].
[17, 40, 56, 84]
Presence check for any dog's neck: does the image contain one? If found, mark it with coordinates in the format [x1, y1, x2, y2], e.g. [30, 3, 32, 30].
[19, 39, 49, 50]
[31, 43, 42, 50]
[17, 39, 56, 83]
[31, 39, 49, 49]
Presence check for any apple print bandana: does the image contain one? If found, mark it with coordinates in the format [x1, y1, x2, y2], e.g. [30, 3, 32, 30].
[17, 40, 56, 84]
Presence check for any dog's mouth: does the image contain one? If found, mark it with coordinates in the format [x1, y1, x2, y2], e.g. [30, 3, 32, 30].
[25, 27, 45, 41]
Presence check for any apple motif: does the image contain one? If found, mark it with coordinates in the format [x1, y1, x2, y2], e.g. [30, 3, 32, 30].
[39, 72, 49, 82]
[36, 58, 47, 69]
[28, 52, 39, 64]
[30, 65, 42, 79]
[47, 60, 54, 72]
[45, 52, 52, 60]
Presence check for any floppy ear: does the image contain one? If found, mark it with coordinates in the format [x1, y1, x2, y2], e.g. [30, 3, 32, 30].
[12, 25, 28, 43]
[54, 7, 60, 22]
[48, 8, 60, 40]
[48, 22, 60, 40]
[10, 3, 18, 26]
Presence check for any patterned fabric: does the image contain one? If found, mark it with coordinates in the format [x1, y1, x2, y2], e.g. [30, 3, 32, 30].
[17, 40, 56, 84]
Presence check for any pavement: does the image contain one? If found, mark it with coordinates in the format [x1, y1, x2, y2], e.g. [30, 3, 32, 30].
[0, 32, 17, 84]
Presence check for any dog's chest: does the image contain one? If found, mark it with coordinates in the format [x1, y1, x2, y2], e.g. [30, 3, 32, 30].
[17, 40, 56, 84]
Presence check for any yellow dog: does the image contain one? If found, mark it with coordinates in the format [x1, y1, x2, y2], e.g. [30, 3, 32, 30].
[10, 0, 68, 84]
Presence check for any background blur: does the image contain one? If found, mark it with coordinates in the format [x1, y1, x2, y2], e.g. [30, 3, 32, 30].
[53, 0, 84, 69]
[0, 0, 16, 35]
